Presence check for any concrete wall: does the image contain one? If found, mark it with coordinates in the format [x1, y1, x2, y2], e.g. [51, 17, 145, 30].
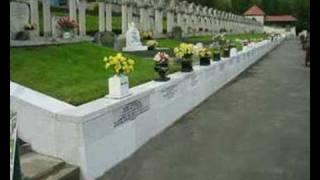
[10, 37, 284, 179]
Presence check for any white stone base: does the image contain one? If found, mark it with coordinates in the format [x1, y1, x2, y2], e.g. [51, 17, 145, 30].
[122, 46, 148, 52]
[10, 37, 285, 180]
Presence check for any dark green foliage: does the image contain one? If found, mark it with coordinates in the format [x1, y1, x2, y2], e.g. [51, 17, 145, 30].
[94, 31, 116, 47]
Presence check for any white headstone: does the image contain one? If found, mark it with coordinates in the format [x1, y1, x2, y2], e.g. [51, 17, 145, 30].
[122, 22, 148, 52]
[10, 2, 30, 39]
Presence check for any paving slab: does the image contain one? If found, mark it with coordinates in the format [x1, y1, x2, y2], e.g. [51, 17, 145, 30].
[99, 39, 309, 180]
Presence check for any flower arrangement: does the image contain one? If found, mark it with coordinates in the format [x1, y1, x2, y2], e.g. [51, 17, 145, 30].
[146, 40, 159, 50]
[24, 23, 35, 31]
[57, 16, 78, 32]
[154, 52, 170, 81]
[140, 31, 153, 40]
[198, 48, 212, 66]
[154, 52, 169, 63]
[103, 53, 135, 75]
[174, 43, 195, 72]
[198, 48, 212, 58]
[174, 43, 194, 59]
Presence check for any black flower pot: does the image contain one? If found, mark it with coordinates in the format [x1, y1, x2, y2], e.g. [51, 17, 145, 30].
[213, 52, 221, 61]
[148, 46, 155, 50]
[222, 48, 230, 58]
[154, 62, 170, 81]
[200, 57, 211, 66]
[181, 60, 193, 72]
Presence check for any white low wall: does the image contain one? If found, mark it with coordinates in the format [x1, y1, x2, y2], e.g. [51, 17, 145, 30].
[10, 37, 284, 180]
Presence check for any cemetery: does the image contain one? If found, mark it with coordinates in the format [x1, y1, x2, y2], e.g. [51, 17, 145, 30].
[10, 0, 298, 179]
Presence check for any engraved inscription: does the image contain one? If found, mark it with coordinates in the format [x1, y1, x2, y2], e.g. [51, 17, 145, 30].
[113, 97, 150, 127]
[161, 84, 178, 99]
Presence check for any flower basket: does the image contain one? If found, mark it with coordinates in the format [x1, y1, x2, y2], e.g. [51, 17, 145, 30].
[153, 52, 170, 81]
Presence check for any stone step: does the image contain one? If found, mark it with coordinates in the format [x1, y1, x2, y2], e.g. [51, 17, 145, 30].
[20, 143, 32, 156]
[21, 152, 65, 180]
[44, 164, 80, 180]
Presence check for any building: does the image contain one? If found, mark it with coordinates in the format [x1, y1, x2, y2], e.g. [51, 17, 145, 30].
[243, 5, 297, 27]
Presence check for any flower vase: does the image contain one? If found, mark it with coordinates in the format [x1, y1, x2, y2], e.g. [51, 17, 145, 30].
[108, 74, 131, 99]
[154, 62, 170, 82]
[200, 57, 211, 66]
[222, 48, 230, 58]
[213, 52, 221, 61]
[181, 56, 193, 72]
[62, 31, 72, 39]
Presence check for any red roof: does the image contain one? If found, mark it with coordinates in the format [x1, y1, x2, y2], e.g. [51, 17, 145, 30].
[244, 5, 265, 16]
[265, 15, 297, 22]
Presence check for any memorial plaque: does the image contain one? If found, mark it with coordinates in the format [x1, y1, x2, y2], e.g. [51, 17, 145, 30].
[186, 74, 198, 87]
[113, 95, 150, 127]
[10, 2, 30, 39]
[161, 84, 178, 99]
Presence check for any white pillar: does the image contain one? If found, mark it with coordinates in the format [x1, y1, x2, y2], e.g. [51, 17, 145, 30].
[127, 5, 133, 25]
[166, 11, 174, 33]
[177, 13, 183, 28]
[78, 1, 86, 36]
[30, 0, 40, 36]
[42, 0, 51, 37]
[139, 7, 146, 31]
[105, 3, 112, 32]
[98, 2, 105, 32]
[121, 3, 128, 34]
[69, 0, 77, 21]
[155, 9, 163, 34]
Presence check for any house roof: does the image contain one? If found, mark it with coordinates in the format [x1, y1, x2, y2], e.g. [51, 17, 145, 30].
[265, 15, 297, 22]
[243, 5, 265, 16]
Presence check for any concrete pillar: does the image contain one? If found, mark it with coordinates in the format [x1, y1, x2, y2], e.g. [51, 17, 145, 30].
[105, 3, 112, 32]
[155, 9, 163, 34]
[121, 3, 128, 34]
[69, 0, 77, 21]
[139, 7, 146, 31]
[166, 11, 174, 33]
[29, 0, 40, 36]
[98, 2, 105, 32]
[42, 0, 51, 37]
[78, 1, 86, 36]
[177, 13, 183, 28]
[127, 5, 133, 25]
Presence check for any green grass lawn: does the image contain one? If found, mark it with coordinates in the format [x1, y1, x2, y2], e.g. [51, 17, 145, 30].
[11, 33, 265, 105]
[11, 42, 180, 105]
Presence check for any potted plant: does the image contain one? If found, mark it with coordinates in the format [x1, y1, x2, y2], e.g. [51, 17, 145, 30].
[198, 48, 212, 66]
[153, 52, 170, 81]
[140, 31, 153, 40]
[146, 40, 159, 50]
[212, 48, 221, 61]
[103, 53, 135, 98]
[57, 16, 78, 39]
[174, 43, 194, 72]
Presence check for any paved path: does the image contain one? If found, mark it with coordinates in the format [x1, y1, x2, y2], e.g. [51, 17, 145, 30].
[99, 40, 310, 180]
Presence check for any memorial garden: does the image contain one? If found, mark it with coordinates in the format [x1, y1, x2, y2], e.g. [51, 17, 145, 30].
[10, 0, 307, 179]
